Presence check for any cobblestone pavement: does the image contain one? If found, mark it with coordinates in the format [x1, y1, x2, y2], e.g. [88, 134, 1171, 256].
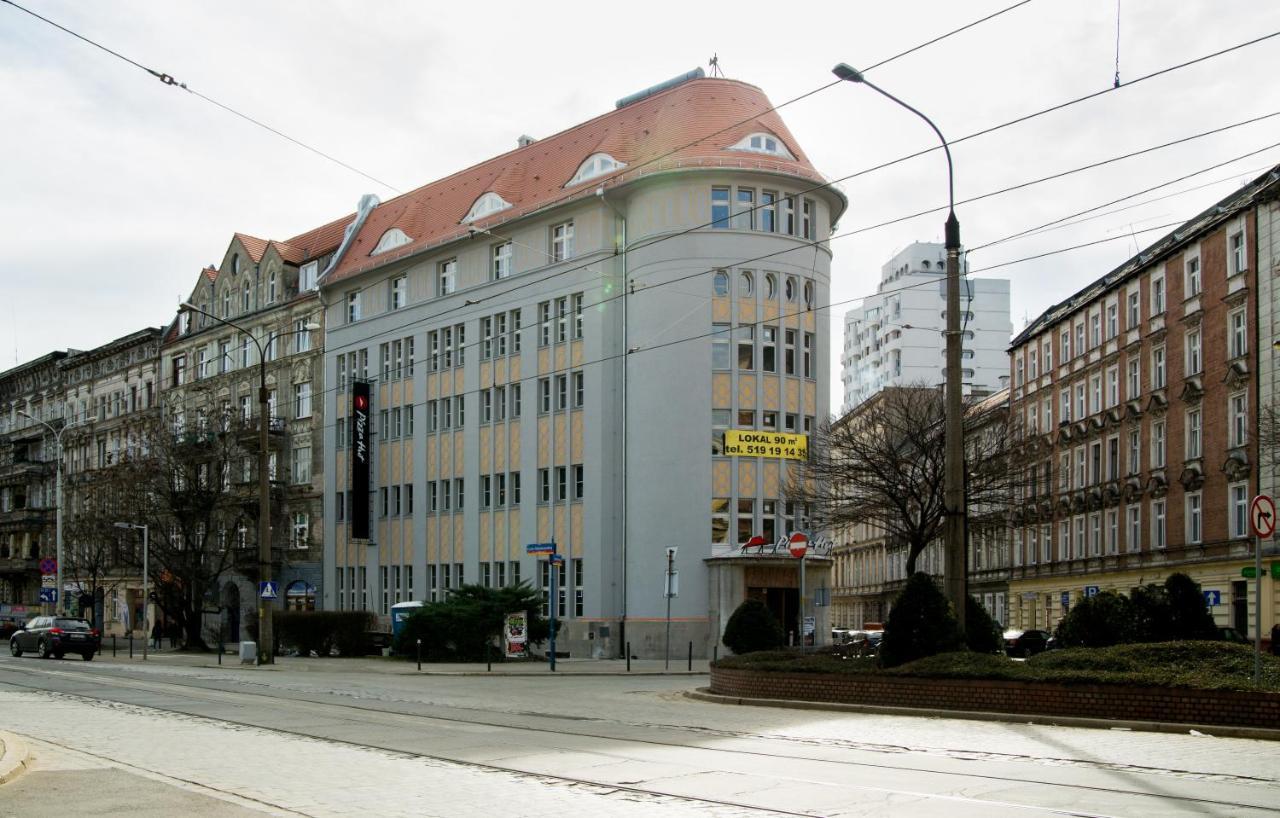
[2, 654, 1278, 817]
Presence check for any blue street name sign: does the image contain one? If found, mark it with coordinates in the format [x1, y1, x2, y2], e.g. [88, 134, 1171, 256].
[1083, 586, 1100, 598]
[526, 542, 556, 555]
[549, 554, 564, 564]
[38, 588, 58, 604]
[1203, 589, 1222, 606]
[1060, 591, 1071, 610]
[259, 581, 279, 600]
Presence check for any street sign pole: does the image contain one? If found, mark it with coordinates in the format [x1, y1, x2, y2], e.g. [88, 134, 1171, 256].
[549, 549, 557, 674]
[1249, 494, 1275, 685]
[664, 547, 677, 671]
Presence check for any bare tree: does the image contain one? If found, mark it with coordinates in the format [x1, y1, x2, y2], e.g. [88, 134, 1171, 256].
[788, 385, 1018, 576]
[62, 472, 130, 622]
[88, 410, 265, 648]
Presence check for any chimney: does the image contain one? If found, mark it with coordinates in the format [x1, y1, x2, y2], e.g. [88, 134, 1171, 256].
[517, 134, 536, 148]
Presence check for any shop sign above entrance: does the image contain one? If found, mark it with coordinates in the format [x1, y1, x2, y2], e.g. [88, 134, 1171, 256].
[739, 532, 832, 557]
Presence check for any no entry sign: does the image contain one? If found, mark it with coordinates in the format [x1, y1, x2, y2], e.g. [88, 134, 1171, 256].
[1250, 494, 1276, 538]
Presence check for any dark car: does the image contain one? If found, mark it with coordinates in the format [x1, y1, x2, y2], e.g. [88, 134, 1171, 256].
[9, 616, 100, 660]
[0, 616, 24, 641]
[1003, 628, 1051, 658]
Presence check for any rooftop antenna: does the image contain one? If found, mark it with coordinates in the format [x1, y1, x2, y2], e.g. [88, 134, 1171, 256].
[708, 54, 724, 78]
[1113, 0, 1122, 88]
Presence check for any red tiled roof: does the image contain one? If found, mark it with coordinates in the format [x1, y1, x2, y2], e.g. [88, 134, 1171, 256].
[285, 213, 353, 261]
[323, 78, 828, 286]
[233, 233, 270, 262]
[268, 240, 305, 265]
[200, 265, 218, 282]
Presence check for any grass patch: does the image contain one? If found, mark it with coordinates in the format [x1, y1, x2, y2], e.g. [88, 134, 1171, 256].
[713, 641, 1280, 692]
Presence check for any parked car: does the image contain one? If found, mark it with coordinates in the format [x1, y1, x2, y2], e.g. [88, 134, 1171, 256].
[1003, 628, 1051, 657]
[1217, 626, 1250, 645]
[9, 616, 100, 660]
[0, 616, 24, 641]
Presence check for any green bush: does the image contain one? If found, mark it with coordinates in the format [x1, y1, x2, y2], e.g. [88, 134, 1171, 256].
[392, 582, 553, 661]
[880, 573, 965, 668]
[964, 596, 1003, 654]
[721, 599, 785, 655]
[275, 611, 375, 657]
[1163, 573, 1218, 641]
[1054, 590, 1134, 648]
[1129, 582, 1173, 642]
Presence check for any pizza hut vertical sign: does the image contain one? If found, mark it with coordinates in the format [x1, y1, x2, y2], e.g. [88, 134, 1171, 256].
[351, 380, 371, 540]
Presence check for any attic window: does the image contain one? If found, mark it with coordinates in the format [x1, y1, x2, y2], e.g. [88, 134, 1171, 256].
[371, 228, 412, 255]
[462, 192, 513, 224]
[728, 133, 794, 159]
[565, 153, 626, 188]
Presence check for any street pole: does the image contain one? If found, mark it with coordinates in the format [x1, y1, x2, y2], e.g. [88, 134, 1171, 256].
[549, 550, 557, 673]
[799, 551, 806, 646]
[664, 548, 674, 671]
[143, 524, 149, 661]
[1256, 530, 1263, 685]
[833, 63, 967, 630]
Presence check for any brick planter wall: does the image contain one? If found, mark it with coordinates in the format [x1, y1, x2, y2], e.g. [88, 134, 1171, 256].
[710, 666, 1280, 729]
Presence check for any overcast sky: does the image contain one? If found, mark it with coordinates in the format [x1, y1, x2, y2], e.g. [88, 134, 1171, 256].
[2, 1, 1278, 412]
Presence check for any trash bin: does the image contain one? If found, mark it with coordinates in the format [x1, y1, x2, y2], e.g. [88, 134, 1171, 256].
[239, 641, 257, 664]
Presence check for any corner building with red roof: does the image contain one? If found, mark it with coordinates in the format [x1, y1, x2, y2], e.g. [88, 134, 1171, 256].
[321, 73, 845, 657]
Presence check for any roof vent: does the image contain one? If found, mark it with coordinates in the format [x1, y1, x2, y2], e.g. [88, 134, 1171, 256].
[616, 67, 705, 109]
[517, 134, 537, 148]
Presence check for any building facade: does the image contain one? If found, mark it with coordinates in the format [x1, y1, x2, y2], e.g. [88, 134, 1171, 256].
[165, 225, 346, 638]
[1006, 166, 1280, 637]
[320, 72, 844, 657]
[840, 242, 1011, 413]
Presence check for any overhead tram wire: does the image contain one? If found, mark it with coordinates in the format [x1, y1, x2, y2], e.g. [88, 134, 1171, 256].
[288, 116, 1280, 372]
[308, 217, 1194, 439]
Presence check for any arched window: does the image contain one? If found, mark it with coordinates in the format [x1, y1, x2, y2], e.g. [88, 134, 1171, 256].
[242, 281, 251, 312]
[371, 228, 412, 255]
[232, 253, 240, 274]
[461, 192, 512, 224]
[727, 132, 795, 159]
[921, 260, 931, 270]
[268, 270, 277, 303]
[765, 273, 777, 300]
[785, 275, 798, 302]
[712, 271, 729, 297]
[803, 280, 814, 309]
[222, 288, 231, 317]
[739, 271, 754, 298]
[565, 153, 626, 188]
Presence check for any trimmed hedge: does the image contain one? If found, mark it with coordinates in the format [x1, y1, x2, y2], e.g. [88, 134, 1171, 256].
[880, 573, 964, 668]
[713, 641, 1280, 692]
[275, 610, 377, 657]
[722, 599, 785, 655]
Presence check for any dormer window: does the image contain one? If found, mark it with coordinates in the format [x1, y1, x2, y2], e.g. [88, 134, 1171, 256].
[371, 228, 412, 255]
[565, 153, 625, 188]
[462, 192, 513, 224]
[728, 132, 794, 159]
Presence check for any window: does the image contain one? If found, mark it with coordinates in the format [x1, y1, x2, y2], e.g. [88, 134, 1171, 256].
[711, 498, 730, 543]
[1229, 230, 1247, 275]
[481, 475, 491, 509]
[761, 326, 777, 373]
[1186, 408, 1202, 459]
[803, 333, 813, 378]
[1128, 429, 1140, 476]
[713, 270, 729, 296]
[729, 132, 794, 158]
[1126, 505, 1140, 552]
[1090, 512, 1102, 556]
[1230, 392, 1247, 448]
[1152, 273, 1165, 314]
[573, 371, 584, 408]
[1185, 255, 1201, 297]
[1060, 328, 1071, 362]
[1186, 492, 1202, 544]
[573, 465, 583, 500]
[1127, 290, 1140, 328]
[462, 191, 512, 223]
[538, 469, 550, 503]
[1075, 322, 1085, 358]
[511, 383, 522, 418]
[438, 259, 456, 295]
[391, 275, 406, 310]
[347, 291, 361, 323]
[1230, 482, 1249, 538]
[802, 199, 814, 240]
[539, 378, 551, 413]
[481, 389, 492, 423]
[1229, 308, 1247, 359]
[1186, 329, 1201, 375]
[455, 478, 464, 510]
[268, 270, 277, 303]
[737, 499, 754, 544]
[711, 187, 730, 229]
[539, 301, 552, 346]
[565, 152, 625, 187]
[372, 228, 412, 255]
[732, 188, 754, 230]
[1090, 312, 1101, 348]
[712, 323, 731, 370]
[1106, 366, 1119, 408]
[736, 325, 754, 370]
[1152, 346, 1166, 389]
[784, 329, 796, 375]
[1106, 303, 1118, 339]
[573, 293, 584, 339]
[510, 472, 521, 506]
[1090, 374, 1102, 415]
[1152, 420, 1166, 468]
[738, 270, 754, 298]
[510, 309, 522, 353]
[294, 382, 312, 419]
[556, 374, 568, 411]
[291, 446, 311, 484]
[1127, 358, 1140, 400]
[782, 196, 795, 235]
[491, 241, 513, 281]
[1107, 436, 1119, 481]
[300, 261, 318, 292]
[551, 222, 574, 262]
[761, 192, 777, 233]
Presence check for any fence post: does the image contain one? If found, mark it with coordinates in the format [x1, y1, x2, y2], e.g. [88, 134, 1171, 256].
[688, 641, 692, 671]
[626, 642, 631, 673]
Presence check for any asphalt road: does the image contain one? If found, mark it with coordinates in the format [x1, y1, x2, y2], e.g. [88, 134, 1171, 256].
[1, 652, 1277, 817]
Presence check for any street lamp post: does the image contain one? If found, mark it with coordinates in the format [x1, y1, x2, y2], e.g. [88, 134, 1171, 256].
[18, 409, 76, 617]
[832, 63, 968, 629]
[180, 303, 319, 665]
[113, 522, 148, 660]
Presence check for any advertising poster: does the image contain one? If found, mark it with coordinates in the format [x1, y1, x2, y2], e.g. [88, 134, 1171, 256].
[504, 610, 528, 658]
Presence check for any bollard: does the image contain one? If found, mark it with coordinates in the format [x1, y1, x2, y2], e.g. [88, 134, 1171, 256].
[112, 635, 117, 658]
[218, 623, 223, 666]
[129, 633, 133, 659]
[688, 641, 692, 671]
[416, 638, 422, 672]
[626, 642, 631, 673]
[713, 645, 718, 664]
[486, 642, 492, 673]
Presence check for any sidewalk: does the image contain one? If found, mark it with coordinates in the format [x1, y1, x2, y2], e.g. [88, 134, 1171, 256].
[89, 646, 711, 676]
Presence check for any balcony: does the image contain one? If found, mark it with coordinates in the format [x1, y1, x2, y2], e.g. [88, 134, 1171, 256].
[0, 554, 38, 575]
[0, 507, 52, 529]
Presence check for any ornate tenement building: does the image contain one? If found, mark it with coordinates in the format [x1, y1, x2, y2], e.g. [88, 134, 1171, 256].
[165, 225, 348, 638]
[1006, 165, 1280, 637]
[317, 71, 844, 657]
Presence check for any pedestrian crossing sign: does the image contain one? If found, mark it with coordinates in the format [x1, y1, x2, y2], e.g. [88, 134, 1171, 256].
[259, 581, 279, 600]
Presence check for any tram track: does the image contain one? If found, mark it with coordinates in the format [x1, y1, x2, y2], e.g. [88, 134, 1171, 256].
[1, 659, 1274, 817]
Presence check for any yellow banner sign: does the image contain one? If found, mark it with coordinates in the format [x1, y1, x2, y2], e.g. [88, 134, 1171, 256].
[723, 430, 808, 461]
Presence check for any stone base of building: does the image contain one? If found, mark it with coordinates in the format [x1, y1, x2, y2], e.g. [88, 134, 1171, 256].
[551, 618, 713, 660]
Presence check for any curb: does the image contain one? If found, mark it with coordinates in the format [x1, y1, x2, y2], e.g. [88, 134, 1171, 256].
[0, 731, 32, 786]
[684, 688, 1280, 742]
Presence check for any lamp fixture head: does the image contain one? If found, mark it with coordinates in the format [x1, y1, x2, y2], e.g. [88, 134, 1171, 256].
[832, 63, 865, 83]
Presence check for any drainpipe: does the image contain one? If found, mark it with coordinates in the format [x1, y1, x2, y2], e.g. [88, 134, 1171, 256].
[599, 186, 628, 656]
